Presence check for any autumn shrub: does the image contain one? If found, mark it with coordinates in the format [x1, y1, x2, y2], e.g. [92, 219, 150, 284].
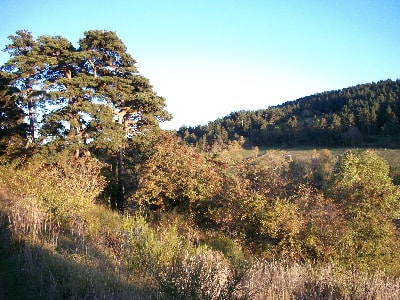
[130, 133, 222, 212]
[0, 152, 106, 237]
[209, 152, 334, 260]
[208, 152, 296, 241]
[297, 189, 346, 261]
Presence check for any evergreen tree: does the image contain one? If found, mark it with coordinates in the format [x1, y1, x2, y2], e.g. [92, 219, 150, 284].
[178, 79, 400, 149]
[0, 72, 28, 157]
[0, 30, 171, 211]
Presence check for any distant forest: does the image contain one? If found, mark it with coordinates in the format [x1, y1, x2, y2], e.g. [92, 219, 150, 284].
[177, 79, 400, 150]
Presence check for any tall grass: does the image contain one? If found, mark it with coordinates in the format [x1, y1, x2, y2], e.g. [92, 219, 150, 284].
[156, 248, 234, 299]
[235, 261, 400, 300]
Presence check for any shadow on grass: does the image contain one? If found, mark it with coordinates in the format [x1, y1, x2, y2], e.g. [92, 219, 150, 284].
[0, 215, 151, 299]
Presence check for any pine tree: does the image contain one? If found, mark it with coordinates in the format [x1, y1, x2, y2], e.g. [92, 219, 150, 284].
[0, 30, 172, 211]
[0, 72, 28, 157]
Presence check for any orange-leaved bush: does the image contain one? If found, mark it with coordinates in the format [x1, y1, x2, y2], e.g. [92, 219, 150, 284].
[130, 133, 222, 211]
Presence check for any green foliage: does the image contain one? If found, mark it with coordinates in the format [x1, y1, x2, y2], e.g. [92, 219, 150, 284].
[0, 28, 171, 162]
[328, 150, 400, 216]
[122, 214, 183, 277]
[178, 79, 400, 149]
[327, 150, 400, 267]
[0, 73, 27, 159]
[206, 233, 246, 270]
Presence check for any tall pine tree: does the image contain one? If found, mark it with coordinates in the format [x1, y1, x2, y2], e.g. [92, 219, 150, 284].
[0, 30, 171, 211]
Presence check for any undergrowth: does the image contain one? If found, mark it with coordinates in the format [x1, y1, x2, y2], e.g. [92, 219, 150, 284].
[1, 155, 400, 299]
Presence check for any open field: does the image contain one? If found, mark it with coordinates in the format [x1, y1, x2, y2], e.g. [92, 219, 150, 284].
[221, 147, 400, 183]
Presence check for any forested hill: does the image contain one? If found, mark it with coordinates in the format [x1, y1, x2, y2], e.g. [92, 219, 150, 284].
[177, 79, 400, 150]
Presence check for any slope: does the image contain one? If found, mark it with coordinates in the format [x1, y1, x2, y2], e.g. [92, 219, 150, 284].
[178, 79, 400, 149]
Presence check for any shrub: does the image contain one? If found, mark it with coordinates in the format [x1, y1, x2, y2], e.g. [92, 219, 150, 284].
[130, 133, 222, 212]
[0, 153, 106, 237]
[206, 232, 246, 270]
[122, 214, 183, 278]
[326, 150, 400, 268]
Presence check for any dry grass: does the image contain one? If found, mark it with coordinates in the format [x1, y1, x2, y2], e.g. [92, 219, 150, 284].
[157, 248, 235, 299]
[236, 260, 400, 300]
[3, 194, 60, 246]
[155, 254, 400, 299]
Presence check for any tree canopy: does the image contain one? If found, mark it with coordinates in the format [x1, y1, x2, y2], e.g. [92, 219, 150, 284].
[0, 29, 171, 158]
[0, 29, 171, 211]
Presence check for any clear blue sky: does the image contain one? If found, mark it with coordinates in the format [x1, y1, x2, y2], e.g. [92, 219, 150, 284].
[1, 0, 399, 129]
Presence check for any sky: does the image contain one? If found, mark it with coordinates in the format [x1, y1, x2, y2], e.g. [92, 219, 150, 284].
[0, 0, 399, 130]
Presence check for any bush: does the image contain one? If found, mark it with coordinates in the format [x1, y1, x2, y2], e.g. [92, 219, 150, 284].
[0, 153, 106, 238]
[326, 150, 400, 268]
[206, 233, 246, 270]
[122, 214, 183, 278]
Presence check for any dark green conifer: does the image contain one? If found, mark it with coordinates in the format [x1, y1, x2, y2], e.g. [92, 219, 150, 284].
[0, 29, 171, 211]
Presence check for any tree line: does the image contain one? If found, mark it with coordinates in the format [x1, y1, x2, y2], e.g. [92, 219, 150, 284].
[178, 79, 400, 150]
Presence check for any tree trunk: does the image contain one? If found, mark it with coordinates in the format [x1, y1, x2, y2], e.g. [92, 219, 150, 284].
[28, 99, 35, 140]
[116, 145, 125, 213]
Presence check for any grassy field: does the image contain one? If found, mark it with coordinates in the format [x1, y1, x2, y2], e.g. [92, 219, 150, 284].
[221, 146, 400, 183]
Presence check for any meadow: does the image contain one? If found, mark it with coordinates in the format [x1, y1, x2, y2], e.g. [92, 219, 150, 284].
[222, 146, 400, 182]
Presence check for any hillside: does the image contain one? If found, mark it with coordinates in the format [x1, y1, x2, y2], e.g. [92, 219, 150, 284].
[177, 79, 400, 150]
[2, 147, 400, 299]
[2, 29, 400, 299]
